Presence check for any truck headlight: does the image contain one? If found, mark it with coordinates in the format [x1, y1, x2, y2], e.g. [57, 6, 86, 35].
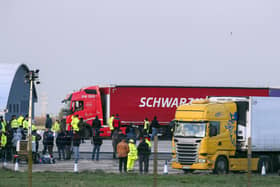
[198, 159, 206, 163]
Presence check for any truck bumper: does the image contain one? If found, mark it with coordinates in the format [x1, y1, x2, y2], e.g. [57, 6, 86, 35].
[172, 161, 211, 170]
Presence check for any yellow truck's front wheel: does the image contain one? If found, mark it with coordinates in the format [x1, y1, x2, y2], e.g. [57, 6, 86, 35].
[214, 156, 228, 174]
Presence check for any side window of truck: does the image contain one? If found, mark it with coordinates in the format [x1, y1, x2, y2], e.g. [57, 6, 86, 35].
[209, 121, 220, 137]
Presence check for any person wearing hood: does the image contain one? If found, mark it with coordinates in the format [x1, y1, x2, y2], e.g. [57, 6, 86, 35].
[127, 139, 138, 172]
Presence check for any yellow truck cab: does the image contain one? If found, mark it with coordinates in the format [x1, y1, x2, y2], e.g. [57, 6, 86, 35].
[172, 97, 280, 174]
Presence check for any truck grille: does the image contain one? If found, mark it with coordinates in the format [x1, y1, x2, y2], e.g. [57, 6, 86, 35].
[176, 143, 198, 165]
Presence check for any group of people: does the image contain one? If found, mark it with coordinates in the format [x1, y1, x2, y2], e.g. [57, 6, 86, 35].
[0, 114, 41, 162]
[1, 113, 159, 174]
[116, 135, 151, 173]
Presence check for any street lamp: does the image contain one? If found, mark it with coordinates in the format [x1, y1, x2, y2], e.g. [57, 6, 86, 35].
[25, 69, 40, 187]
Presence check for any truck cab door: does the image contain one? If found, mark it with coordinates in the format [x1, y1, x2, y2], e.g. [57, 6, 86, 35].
[207, 121, 221, 155]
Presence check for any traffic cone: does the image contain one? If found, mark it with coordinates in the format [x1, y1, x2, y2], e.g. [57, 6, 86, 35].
[74, 163, 78, 173]
[14, 155, 19, 171]
[3, 160, 7, 168]
[163, 160, 168, 174]
[261, 162, 266, 176]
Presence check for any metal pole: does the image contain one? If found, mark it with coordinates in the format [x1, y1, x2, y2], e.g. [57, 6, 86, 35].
[247, 137, 252, 187]
[28, 79, 33, 187]
[153, 135, 158, 187]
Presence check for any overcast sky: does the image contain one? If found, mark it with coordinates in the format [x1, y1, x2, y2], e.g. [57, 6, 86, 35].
[1, 0, 280, 115]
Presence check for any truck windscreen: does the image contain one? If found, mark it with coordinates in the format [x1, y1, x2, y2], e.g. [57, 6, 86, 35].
[174, 122, 206, 138]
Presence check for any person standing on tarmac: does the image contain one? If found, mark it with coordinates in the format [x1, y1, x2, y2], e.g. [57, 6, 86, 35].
[143, 117, 150, 136]
[117, 138, 129, 173]
[92, 115, 101, 136]
[113, 114, 121, 130]
[151, 116, 160, 140]
[17, 114, 24, 128]
[112, 129, 119, 159]
[45, 114, 53, 129]
[65, 130, 73, 160]
[56, 129, 66, 160]
[109, 114, 115, 134]
[137, 137, 151, 174]
[92, 130, 103, 161]
[72, 130, 81, 164]
[10, 115, 18, 132]
[127, 139, 138, 172]
[22, 115, 29, 131]
[52, 120, 61, 137]
[71, 115, 80, 132]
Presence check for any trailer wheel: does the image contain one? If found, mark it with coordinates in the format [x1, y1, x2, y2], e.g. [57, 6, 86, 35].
[214, 156, 228, 174]
[258, 156, 271, 174]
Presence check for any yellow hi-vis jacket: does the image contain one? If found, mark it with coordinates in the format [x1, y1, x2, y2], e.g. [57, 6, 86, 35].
[23, 120, 29, 129]
[128, 142, 138, 160]
[11, 119, 18, 129]
[145, 139, 152, 148]
[71, 117, 80, 132]
[17, 116, 24, 127]
[1, 120, 6, 132]
[0, 134, 7, 148]
[109, 116, 114, 131]
[52, 122, 60, 132]
[144, 120, 150, 131]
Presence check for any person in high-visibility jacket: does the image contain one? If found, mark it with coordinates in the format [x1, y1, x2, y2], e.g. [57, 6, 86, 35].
[11, 115, 18, 130]
[22, 115, 29, 130]
[127, 139, 138, 172]
[71, 115, 80, 132]
[52, 120, 60, 133]
[17, 115, 24, 128]
[143, 118, 150, 136]
[0, 116, 7, 133]
[109, 115, 115, 131]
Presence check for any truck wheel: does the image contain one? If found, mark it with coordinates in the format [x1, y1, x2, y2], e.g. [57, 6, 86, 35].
[258, 156, 271, 174]
[183, 169, 194, 174]
[214, 156, 228, 174]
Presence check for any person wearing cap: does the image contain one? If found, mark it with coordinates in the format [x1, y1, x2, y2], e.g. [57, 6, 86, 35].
[117, 138, 129, 173]
[127, 139, 138, 172]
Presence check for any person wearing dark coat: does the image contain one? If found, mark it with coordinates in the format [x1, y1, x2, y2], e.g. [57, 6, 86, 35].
[65, 131, 73, 160]
[92, 131, 103, 161]
[151, 116, 160, 140]
[92, 116, 101, 136]
[45, 114, 53, 129]
[137, 137, 151, 173]
[56, 130, 66, 160]
[42, 128, 54, 157]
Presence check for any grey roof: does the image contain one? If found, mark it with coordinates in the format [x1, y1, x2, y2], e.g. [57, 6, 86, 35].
[0, 63, 29, 110]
